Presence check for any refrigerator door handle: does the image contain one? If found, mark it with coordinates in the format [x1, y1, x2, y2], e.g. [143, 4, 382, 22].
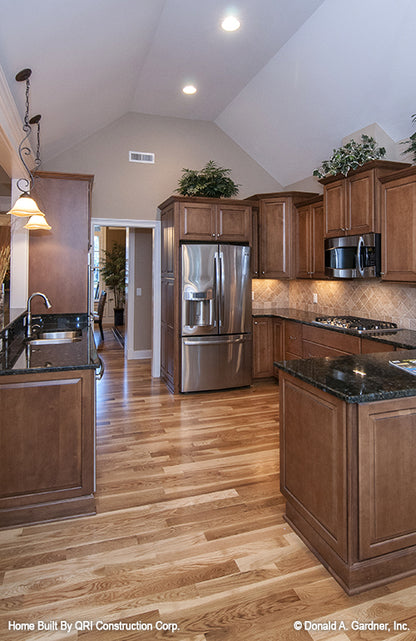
[183, 336, 246, 346]
[218, 250, 224, 329]
[214, 250, 221, 328]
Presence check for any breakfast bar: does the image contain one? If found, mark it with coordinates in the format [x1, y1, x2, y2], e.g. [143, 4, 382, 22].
[276, 350, 416, 594]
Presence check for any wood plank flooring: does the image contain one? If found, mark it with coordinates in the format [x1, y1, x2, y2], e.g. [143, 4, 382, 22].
[1, 339, 416, 640]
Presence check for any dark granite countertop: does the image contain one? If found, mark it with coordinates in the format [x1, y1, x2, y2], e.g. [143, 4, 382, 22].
[252, 307, 416, 350]
[0, 313, 100, 375]
[275, 350, 416, 403]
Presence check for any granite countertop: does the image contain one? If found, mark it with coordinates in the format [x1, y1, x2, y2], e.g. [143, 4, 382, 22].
[0, 313, 100, 375]
[275, 350, 416, 404]
[252, 307, 416, 350]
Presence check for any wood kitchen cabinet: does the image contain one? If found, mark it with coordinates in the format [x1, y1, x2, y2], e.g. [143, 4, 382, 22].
[178, 198, 252, 243]
[302, 324, 361, 358]
[320, 160, 409, 238]
[252, 317, 273, 378]
[248, 191, 318, 279]
[284, 320, 303, 360]
[0, 368, 95, 528]
[252, 316, 283, 379]
[29, 172, 94, 315]
[295, 196, 326, 279]
[379, 166, 416, 282]
[280, 370, 416, 593]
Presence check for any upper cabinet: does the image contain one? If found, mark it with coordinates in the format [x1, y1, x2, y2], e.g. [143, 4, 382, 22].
[320, 161, 410, 238]
[379, 166, 416, 282]
[29, 171, 94, 314]
[295, 195, 326, 279]
[171, 197, 252, 243]
[248, 192, 318, 279]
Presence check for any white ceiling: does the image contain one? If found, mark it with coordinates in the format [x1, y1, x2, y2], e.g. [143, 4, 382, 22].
[0, 0, 415, 186]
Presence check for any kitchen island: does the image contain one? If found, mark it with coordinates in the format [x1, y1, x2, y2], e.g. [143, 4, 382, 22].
[0, 313, 101, 528]
[276, 350, 416, 594]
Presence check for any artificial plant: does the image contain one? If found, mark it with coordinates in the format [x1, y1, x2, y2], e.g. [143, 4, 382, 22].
[100, 242, 126, 310]
[313, 134, 386, 178]
[176, 160, 240, 198]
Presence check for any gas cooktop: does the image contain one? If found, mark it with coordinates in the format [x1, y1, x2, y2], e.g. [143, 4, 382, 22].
[314, 315, 398, 334]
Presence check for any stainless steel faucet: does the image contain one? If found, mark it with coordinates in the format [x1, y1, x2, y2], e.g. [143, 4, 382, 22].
[26, 292, 52, 337]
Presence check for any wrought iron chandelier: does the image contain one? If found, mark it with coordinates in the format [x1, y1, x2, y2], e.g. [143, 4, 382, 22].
[7, 68, 51, 230]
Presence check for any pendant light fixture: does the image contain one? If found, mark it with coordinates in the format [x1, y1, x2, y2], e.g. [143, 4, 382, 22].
[7, 68, 51, 231]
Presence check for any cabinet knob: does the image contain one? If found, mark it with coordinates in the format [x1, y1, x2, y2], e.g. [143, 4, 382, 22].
[212, 233, 215, 237]
[289, 335, 297, 340]
[262, 270, 265, 274]
[380, 271, 385, 275]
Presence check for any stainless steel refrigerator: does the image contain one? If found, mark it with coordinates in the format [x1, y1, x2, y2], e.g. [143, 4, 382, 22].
[181, 243, 252, 392]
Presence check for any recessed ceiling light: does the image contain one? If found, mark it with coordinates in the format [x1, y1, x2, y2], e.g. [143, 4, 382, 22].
[221, 16, 240, 31]
[183, 85, 197, 95]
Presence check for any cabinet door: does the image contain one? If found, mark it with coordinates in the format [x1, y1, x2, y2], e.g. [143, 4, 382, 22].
[324, 179, 346, 237]
[217, 204, 252, 243]
[252, 317, 273, 378]
[0, 369, 95, 526]
[347, 170, 375, 235]
[381, 173, 416, 282]
[273, 319, 283, 378]
[161, 207, 175, 276]
[179, 202, 216, 240]
[251, 206, 259, 277]
[358, 398, 416, 559]
[280, 374, 348, 561]
[29, 173, 93, 314]
[259, 198, 293, 278]
[295, 205, 311, 278]
[311, 201, 326, 278]
[284, 321, 303, 358]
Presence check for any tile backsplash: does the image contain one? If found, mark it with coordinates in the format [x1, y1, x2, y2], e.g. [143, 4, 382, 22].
[253, 278, 416, 330]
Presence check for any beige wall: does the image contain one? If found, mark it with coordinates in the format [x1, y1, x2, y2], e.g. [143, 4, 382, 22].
[44, 112, 282, 222]
[133, 229, 152, 352]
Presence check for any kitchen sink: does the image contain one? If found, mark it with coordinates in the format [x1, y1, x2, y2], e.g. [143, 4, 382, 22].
[27, 329, 82, 345]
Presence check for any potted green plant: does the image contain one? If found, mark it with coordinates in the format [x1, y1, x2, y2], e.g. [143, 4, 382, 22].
[313, 134, 386, 178]
[401, 114, 416, 162]
[176, 160, 240, 197]
[100, 242, 126, 326]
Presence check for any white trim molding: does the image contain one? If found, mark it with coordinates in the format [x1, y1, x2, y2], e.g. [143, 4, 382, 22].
[91, 217, 161, 379]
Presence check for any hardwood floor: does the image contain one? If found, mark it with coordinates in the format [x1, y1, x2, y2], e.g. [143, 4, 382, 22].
[1, 345, 416, 640]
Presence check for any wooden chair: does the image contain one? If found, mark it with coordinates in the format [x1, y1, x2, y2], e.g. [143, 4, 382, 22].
[93, 290, 107, 341]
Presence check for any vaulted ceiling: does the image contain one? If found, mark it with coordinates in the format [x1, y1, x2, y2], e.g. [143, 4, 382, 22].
[0, 0, 415, 186]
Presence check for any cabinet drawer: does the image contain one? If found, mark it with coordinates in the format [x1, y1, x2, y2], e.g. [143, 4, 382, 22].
[361, 338, 396, 354]
[303, 325, 360, 354]
[303, 340, 349, 359]
[284, 321, 303, 357]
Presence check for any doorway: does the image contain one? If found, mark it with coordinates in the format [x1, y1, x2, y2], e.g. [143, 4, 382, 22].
[91, 218, 161, 379]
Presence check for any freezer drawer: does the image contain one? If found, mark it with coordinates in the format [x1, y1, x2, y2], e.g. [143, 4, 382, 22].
[181, 334, 252, 392]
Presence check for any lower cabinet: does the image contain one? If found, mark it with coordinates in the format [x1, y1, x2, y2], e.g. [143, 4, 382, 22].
[252, 316, 283, 379]
[253, 317, 273, 378]
[280, 371, 416, 594]
[0, 369, 96, 528]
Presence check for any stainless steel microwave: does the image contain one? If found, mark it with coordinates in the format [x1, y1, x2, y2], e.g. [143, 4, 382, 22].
[325, 233, 381, 278]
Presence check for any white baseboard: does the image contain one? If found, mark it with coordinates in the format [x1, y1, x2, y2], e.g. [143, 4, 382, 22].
[127, 348, 152, 360]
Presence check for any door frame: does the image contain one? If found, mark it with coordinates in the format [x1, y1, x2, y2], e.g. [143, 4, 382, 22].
[91, 217, 161, 379]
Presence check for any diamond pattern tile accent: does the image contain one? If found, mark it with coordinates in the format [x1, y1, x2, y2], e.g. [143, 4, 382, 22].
[252, 278, 416, 329]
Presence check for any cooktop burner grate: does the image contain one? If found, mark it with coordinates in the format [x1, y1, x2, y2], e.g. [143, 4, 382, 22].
[314, 315, 398, 334]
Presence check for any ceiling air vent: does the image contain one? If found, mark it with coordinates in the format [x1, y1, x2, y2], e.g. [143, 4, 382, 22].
[129, 151, 155, 164]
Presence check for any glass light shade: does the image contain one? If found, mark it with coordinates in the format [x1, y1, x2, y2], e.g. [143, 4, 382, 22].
[7, 192, 44, 217]
[24, 213, 52, 231]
